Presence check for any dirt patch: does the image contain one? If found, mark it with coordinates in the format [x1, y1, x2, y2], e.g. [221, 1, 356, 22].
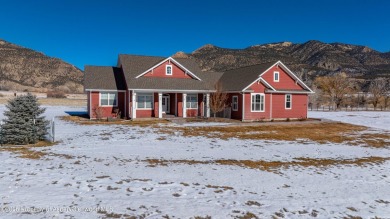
[146, 156, 390, 172]
[60, 116, 170, 127]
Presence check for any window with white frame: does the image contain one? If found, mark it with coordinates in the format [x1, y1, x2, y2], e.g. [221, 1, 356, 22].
[166, 65, 172, 75]
[232, 96, 238, 111]
[251, 93, 265, 112]
[285, 94, 292, 109]
[137, 93, 153, 109]
[186, 94, 198, 109]
[100, 92, 117, 106]
[274, 71, 279, 82]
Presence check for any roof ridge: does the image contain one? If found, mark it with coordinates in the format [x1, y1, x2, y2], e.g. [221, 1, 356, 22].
[119, 54, 166, 59]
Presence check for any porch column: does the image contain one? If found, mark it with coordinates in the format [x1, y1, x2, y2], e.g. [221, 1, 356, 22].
[206, 93, 210, 118]
[158, 92, 162, 118]
[132, 91, 137, 119]
[182, 93, 187, 118]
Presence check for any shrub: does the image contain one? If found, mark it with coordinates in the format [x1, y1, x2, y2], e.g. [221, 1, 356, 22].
[0, 93, 49, 145]
[93, 105, 105, 120]
[47, 90, 66, 98]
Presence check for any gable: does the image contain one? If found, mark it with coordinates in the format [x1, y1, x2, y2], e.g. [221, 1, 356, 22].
[247, 79, 268, 93]
[143, 60, 194, 79]
[261, 65, 305, 90]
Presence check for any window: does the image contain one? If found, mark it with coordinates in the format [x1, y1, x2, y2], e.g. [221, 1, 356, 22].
[186, 94, 198, 109]
[274, 71, 279, 82]
[232, 96, 238, 111]
[166, 65, 172, 75]
[137, 93, 153, 109]
[251, 93, 265, 112]
[285, 94, 292, 109]
[100, 92, 117, 106]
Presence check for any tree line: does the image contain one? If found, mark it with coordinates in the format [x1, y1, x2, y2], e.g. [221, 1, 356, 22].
[304, 72, 390, 111]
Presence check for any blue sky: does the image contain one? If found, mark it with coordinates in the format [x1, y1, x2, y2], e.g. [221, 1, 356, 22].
[1, 0, 389, 70]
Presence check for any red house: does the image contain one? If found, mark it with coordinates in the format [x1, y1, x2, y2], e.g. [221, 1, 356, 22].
[84, 55, 313, 121]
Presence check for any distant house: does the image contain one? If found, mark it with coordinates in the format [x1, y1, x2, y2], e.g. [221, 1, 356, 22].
[84, 55, 313, 121]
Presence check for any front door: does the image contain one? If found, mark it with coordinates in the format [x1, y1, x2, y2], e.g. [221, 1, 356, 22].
[162, 96, 170, 113]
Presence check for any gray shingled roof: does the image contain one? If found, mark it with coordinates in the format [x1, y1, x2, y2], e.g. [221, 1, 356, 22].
[118, 54, 223, 91]
[84, 66, 127, 90]
[218, 63, 275, 91]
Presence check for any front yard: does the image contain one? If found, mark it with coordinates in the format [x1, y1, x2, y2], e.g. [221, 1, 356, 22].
[0, 106, 389, 218]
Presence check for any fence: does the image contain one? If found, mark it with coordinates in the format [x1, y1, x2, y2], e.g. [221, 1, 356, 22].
[308, 105, 390, 112]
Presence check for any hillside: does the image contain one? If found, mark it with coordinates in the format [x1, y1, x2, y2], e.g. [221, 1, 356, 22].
[187, 40, 390, 80]
[0, 39, 83, 93]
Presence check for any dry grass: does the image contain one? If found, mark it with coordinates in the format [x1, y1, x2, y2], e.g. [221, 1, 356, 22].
[0, 141, 56, 159]
[60, 115, 170, 127]
[158, 122, 390, 148]
[146, 157, 390, 172]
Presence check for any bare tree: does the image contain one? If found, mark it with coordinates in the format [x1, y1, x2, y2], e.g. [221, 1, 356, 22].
[210, 82, 228, 118]
[93, 105, 105, 120]
[315, 72, 358, 109]
[369, 78, 389, 110]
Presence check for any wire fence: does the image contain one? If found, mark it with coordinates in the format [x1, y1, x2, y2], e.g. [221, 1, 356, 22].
[308, 105, 390, 112]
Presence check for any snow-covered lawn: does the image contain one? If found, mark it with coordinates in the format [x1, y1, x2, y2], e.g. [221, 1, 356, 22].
[309, 110, 390, 131]
[0, 106, 389, 218]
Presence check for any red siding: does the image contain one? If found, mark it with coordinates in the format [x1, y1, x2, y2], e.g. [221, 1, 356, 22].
[271, 94, 308, 119]
[89, 91, 125, 119]
[243, 81, 271, 121]
[144, 61, 193, 79]
[261, 65, 305, 90]
[135, 93, 157, 118]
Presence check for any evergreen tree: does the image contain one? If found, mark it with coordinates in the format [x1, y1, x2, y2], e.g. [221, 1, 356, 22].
[1, 93, 49, 145]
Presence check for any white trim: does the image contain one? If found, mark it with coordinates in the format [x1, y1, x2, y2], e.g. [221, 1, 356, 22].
[86, 89, 126, 92]
[266, 90, 313, 94]
[285, 94, 292, 110]
[232, 96, 238, 111]
[274, 71, 280, 82]
[129, 88, 214, 93]
[186, 94, 198, 109]
[99, 92, 118, 107]
[135, 57, 202, 81]
[162, 95, 170, 114]
[136, 93, 154, 110]
[183, 93, 187, 118]
[206, 93, 210, 118]
[242, 63, 279, 92]
[241, 61, 314, 93]
[272, 61, 314, 93]
[166, 65, 173, 75]
[158, 93, 162, 118]
[242, 77, 276, 92]
[132, 91, 136, 119]
[250, 93, 265, 112]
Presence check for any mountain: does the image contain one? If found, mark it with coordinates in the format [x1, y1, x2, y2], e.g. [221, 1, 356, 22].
[187, 40, 390, 80]
[0, 39, 83, 93]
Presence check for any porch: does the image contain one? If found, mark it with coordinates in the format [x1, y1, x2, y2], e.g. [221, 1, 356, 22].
[129, 91, 211, 119]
